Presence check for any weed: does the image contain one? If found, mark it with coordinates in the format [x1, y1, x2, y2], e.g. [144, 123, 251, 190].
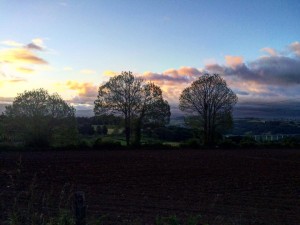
[3, 156, 75, 225]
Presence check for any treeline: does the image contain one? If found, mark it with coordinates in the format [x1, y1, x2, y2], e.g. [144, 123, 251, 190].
[229, 119, 300, 135]
[2, 71, 298, 150]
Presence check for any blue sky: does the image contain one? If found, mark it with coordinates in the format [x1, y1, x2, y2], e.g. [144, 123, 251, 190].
[1, 0, 300, 113]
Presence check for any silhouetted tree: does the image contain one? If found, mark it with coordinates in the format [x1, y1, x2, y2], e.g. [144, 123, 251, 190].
[179, 74, 237, 146]
[4, 88, 77, 147]
[133, 83, 170, 145]
[94, 71, 170, 146]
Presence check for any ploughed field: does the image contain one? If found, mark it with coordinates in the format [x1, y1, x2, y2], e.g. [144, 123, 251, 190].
[1, 149, 300, 224]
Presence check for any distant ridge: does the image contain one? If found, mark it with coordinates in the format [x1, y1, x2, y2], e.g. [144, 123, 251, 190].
[76, 109, 94, 117]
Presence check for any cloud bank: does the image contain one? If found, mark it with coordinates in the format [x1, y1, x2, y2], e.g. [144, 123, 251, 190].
[133, 42, 300, 105]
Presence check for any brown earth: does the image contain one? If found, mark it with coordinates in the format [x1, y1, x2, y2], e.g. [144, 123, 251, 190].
[1, 149, 300, 224]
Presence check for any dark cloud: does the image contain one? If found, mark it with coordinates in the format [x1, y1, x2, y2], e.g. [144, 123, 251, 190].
[144, 72, 191, 83]
[205, 55, 300, 86]
[26, 43, 43, 51]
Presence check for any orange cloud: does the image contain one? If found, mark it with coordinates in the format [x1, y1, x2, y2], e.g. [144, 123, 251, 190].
[225, 55, 244, 68]
[261, 47, 278, 56]
[0, 48, 47, 64]
[143, 66, 202, 87]
[16, 67, 34, 74]
[0, 40, 48, 76]
[0, 77, 27, 88]
[141, 67, 203, 103]
[66, 81, 98, 97]
[103, 70, 118, 77]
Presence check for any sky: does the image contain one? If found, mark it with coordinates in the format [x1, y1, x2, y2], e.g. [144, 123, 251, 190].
[1, 0, 300, 116]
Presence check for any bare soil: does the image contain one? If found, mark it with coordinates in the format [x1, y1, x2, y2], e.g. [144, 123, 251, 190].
[1, 149, 300, 224]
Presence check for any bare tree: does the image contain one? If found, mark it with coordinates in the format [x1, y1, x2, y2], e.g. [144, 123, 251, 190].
[94, 71, 170, 146]
[179, 74, 237, 146]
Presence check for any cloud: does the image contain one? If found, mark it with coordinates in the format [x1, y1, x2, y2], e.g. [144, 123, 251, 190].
[0, 39, 48, 76]
[16, 67, 35, 74]
[66, 81, 97, 96]
[261, 47, 278, 57]
[225, 55, 244, 68]
[2, 38, 45, 51]
[205, 55, 300, 86]
[136, 41, 300, 104]
[289, 41, 300, 56]
[1, 40, 23, 47]
[143, 66, 202, 86]
[199, 42, 300, 103]
[80, 69, 97, 75]
[66, 81, 98, 104]
[26, 43, 43, 51]
[0, 77, 27, 88]
[0, 48, 47, 64]
[8, 78, 27, 83]
[103, 70, 118, 77]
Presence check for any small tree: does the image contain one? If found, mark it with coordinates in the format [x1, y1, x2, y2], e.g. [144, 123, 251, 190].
[4, 88, 77, 147]
[179, 74, 237, 146]
[94, 71, 170, 146]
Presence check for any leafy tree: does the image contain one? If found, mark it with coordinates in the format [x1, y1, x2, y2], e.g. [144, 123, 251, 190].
[179, 74, 237, 146]
[94, 71, 170, 146]
[133, 82, 170, 145]
[4, 88, 77, 147]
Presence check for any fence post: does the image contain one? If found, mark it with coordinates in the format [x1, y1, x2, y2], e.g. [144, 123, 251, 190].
[75, 191, 86, 225]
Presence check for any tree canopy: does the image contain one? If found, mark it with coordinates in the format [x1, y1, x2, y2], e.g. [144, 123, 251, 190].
[179, 74, 238, 146]
[94, 71, 170, 146]
[4, 88, 77, 147]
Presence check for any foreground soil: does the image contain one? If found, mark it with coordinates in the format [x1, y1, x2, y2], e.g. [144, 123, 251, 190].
[1, 149, 300, 224]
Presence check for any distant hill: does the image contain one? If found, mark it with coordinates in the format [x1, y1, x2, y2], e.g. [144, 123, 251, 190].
[233, 102, 300, 119]
[2, 101, 300, 119]
[76, 109, 94, 117]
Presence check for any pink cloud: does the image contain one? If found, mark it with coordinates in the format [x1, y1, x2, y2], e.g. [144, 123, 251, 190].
[225, 55, 244, 69]
[289, 41, 300, 56]
[261, 47, 278, 57]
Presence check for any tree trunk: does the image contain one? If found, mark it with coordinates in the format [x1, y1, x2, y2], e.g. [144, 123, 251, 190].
[125, 116, 131, 146]
[134, 119, 142, 146]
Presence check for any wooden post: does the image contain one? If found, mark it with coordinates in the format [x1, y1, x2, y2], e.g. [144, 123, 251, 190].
[75, 191, 86, 225]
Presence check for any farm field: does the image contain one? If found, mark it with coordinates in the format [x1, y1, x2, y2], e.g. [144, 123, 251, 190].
[1, 149, 300, 225]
